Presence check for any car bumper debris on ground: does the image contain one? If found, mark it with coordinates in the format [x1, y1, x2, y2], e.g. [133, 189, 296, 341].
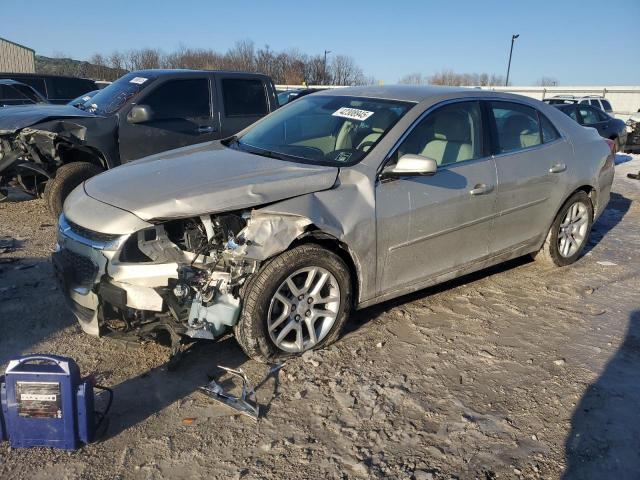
[0, 155, 639, 479]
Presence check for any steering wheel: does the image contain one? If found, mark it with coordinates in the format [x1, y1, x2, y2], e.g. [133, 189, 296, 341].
[357, 140, 377, 152]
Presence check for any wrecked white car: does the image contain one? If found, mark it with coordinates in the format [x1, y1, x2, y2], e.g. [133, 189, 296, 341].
[54, 86, 614, 361]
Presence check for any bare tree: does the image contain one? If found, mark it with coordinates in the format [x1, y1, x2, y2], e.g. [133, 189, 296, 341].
[224, 40, 256, 71]
[40, 41, 371, 85]
[424, 70, 505, 86]
[329, 55, 365, 86]
[398, 72, 425, 85]
[536, 76, 558, 86]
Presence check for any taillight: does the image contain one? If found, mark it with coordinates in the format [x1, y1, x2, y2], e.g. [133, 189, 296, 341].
[604, 138, 616, 153]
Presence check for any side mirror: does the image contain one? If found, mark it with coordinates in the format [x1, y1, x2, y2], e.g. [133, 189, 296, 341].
[382, 154, 438, 179]
[127, 104, 154, 124]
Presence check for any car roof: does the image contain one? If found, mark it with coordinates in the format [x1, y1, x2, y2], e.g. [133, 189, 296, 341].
[0, 72, 96, 82]
[0, 79, 23, 85]
[129, 69, 272, 79]
[314, 85, 535, 103]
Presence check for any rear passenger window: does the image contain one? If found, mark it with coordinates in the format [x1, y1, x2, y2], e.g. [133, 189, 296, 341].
[540, 114, 560, 143]
[563, 107, 579, 122]
[46, 78, 95, 100]
[394, 101, 483, 166]
[578, 107, 600, 126]
[19, 77, 46, 96]
[222, 78, 268, 116]
[490, 102, 541, 153]
[143, 78, 210, 120]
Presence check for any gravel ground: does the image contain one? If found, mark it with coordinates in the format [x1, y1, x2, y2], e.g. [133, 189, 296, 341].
[0, 154, 639, 480]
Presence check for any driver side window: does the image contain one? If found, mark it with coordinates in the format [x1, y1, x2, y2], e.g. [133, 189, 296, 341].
[142, 78, 210, 120]
[392, 101, 483, 167]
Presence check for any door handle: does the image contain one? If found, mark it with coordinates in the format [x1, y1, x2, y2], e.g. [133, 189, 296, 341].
[469, 184, 493, 196]
[549, 163, 567, 173]
[197, 125, 216, 134]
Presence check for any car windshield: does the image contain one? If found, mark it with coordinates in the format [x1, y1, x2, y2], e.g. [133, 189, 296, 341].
[545, 99, 575, 105]
[233, 95, 413, 166]
[80, 73, 156, 115]
[68, 90, 98, 108]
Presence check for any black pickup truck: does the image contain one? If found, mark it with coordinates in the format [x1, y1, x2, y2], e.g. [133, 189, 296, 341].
[0, 69, 278, 216]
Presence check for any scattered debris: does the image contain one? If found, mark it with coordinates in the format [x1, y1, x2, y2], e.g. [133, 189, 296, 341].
[199, 366, 259, 422]
[597, 261, 618, 266]
[553, 359, 566, 366]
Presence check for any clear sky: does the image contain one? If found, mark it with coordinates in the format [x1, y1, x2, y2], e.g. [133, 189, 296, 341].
[3, 0, 639, 85]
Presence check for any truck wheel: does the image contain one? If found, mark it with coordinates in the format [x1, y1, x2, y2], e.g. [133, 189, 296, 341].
[44, 162, 103, 219]
[533, 191, 593, 267]
[234, 244, 352, 362]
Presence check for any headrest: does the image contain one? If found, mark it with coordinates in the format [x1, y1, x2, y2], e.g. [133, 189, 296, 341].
[368, 109, 398, 132]
[432, 110, 471, 143]
[504, 114, 537, 135]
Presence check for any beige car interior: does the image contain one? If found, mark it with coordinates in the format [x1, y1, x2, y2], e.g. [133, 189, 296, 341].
[500, 114, 541, 152]
[395, 105, 481, 166]
[293, 110, 399, 155]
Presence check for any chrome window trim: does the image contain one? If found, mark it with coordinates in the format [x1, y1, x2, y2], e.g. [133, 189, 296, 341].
[491, 136, 564, 160]
[378, 96, 568, 175]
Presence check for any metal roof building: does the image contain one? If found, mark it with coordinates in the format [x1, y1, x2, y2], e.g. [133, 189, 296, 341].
[0, 37, 35, 73]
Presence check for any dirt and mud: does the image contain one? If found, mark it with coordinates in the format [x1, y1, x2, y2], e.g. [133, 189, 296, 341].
[1, 154, 639, 480]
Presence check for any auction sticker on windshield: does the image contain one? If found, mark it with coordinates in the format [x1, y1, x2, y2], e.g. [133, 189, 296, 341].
[332, 107, 374, 121]
[129, 77, 148, 85]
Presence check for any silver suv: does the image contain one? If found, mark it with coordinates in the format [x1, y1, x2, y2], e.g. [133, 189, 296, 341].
[544, 95, 613, 113]
[55, 86, 615, 361]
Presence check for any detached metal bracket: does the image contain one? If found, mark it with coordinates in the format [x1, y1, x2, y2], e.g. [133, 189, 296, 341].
[199, 366, 259, 422]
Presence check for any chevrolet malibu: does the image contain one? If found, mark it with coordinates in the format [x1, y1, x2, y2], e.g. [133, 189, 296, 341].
[54, 86, 614, 362]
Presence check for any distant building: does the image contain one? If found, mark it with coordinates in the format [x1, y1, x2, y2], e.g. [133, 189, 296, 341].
[0, 37, 35, 73]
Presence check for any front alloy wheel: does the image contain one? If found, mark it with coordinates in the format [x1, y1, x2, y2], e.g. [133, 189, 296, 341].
[234, 244, 352, 362]
[267, 267, 341, 353]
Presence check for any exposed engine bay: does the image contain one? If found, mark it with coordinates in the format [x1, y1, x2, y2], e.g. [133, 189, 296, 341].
[97, 210, 310, 348]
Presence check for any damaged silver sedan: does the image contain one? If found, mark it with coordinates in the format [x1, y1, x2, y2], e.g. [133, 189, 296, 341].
[54, 86, 614, 361]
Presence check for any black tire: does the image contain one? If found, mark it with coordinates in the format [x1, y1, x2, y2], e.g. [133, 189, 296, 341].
[234, 244, 353, 362]
[44, 162, 103, 218]
[533, 191, 593, 267]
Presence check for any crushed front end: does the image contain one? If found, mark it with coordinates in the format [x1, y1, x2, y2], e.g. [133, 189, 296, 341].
[0, 121, 88, 198]
[55, 211, 254, 342]
[54, 202, 309, 349]
[624, 115, 640, 153]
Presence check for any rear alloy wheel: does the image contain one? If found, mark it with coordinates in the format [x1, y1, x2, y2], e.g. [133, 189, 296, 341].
[234, 244, 352, 362]
[534, 191, 593, 267]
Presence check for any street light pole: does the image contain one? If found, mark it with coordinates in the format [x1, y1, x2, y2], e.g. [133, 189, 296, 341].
[505, 34, 519, 87]
[323, 49, 332, 85]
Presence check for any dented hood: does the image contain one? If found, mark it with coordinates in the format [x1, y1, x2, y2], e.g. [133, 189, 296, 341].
[83, 141, 339, 221]
[0, 104, 98, 134]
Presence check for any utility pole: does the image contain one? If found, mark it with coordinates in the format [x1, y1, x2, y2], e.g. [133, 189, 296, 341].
[323, 49, 331, 85]
[505, 34, 519, 87]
